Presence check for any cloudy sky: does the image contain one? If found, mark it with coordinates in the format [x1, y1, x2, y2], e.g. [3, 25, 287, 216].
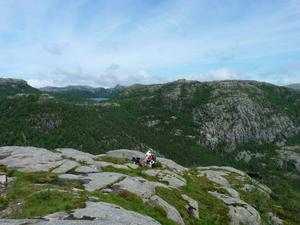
[0, 0, 300, 87]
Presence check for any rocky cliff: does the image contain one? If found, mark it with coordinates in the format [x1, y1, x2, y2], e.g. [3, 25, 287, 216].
[0, 146, 285, 225]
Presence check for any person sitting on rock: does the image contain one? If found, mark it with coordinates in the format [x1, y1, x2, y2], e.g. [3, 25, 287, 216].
[145, 150, 156, 167]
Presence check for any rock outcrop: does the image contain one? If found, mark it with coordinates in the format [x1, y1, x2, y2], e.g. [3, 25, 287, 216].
[0, 146, 282, 225]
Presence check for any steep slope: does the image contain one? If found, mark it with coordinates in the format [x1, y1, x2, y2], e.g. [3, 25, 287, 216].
[0, 147, 293, 225]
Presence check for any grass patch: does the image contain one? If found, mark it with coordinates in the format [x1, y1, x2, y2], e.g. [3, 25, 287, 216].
[9, 190, 86, 218]
[8, 170, 58, 184]
[156, 186, 200, 224]
[182, 170, 229, 225]
[91, 190, 175, 225]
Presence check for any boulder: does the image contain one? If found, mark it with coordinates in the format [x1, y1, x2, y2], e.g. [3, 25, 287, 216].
[72, 201, 161, 225]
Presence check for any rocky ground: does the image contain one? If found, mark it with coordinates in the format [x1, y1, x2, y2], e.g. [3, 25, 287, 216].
[0, 147, 285, 224]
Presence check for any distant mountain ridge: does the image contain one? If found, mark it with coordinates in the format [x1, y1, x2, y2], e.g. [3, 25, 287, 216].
[0, 78, 39, 96]
[286, 83, 300, 90]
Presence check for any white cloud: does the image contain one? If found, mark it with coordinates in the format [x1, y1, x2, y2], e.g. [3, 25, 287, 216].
[183, 68, 241, 82]
[27, 64, 166, 88]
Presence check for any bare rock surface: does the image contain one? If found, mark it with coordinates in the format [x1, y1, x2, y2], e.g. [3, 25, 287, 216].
[209, 191, 261, 225]
[84, 172, 126, 191]
[75, 166, 99, 173]
[111, 176, 165, 200]
[143, 169, 186, 188]
[106, 149, 144, 159]
[72, 201, 161, 225]
[157, 157, 187, 173]
[52, 160, 80, 173]
[55, 148, 96, 165]
[0, 146, 62, 172]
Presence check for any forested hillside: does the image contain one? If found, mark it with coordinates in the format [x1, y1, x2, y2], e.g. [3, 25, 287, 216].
[0, 78, 300, 224]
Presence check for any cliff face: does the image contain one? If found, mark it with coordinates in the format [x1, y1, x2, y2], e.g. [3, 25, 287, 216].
[0, 146, 284, 225]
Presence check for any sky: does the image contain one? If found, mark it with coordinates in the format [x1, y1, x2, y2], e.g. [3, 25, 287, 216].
[0, 0, 300, 87]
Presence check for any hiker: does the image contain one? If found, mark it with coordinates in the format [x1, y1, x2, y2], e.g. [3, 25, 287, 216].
[144, 150, 156, 167]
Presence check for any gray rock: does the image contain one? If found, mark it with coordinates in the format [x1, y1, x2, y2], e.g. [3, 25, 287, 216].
[144, 169, 186, 188]
[52, 160, 80, 173]
[182, 194, 199, 219]
[72, 201, 161, 225]
[58, 174, 89, 183]
[266, 212, 283, 225]
[106, 149, 145, 159]
[93, 161, 129, 170]
[125, 163, 140, 169]
[209, 191, 261, 225]
[197, 169, 230, 187]
[43, 211, 70, 221]
[198, 166, 246, 176]
[149, 195, 184, 225]
[75, 166, 99, 173]
[55, 148, 96, 165]
[0, 146, 62, 172]
[93, 161, 115, 168]
[0, 219, 125, 225]
[0, 219, 38, 225]
[277, 146, 300, 171]
[224, 187, 240, 199]
[156, 157, 187, 173]
[111, 176, 165, 200]
[84, 172, 126, 191]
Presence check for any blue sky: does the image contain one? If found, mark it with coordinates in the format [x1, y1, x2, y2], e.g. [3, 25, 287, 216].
[0, 0, 300, 87]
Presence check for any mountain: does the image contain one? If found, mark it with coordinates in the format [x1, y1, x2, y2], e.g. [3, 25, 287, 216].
[0, 147, 291, 224]
[40, 85, 95, 92]
[286, 83, 300, 91]
[0, 78, 300, 224]
[0, 78, 40, 96]
[40, 84, 125, 102]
